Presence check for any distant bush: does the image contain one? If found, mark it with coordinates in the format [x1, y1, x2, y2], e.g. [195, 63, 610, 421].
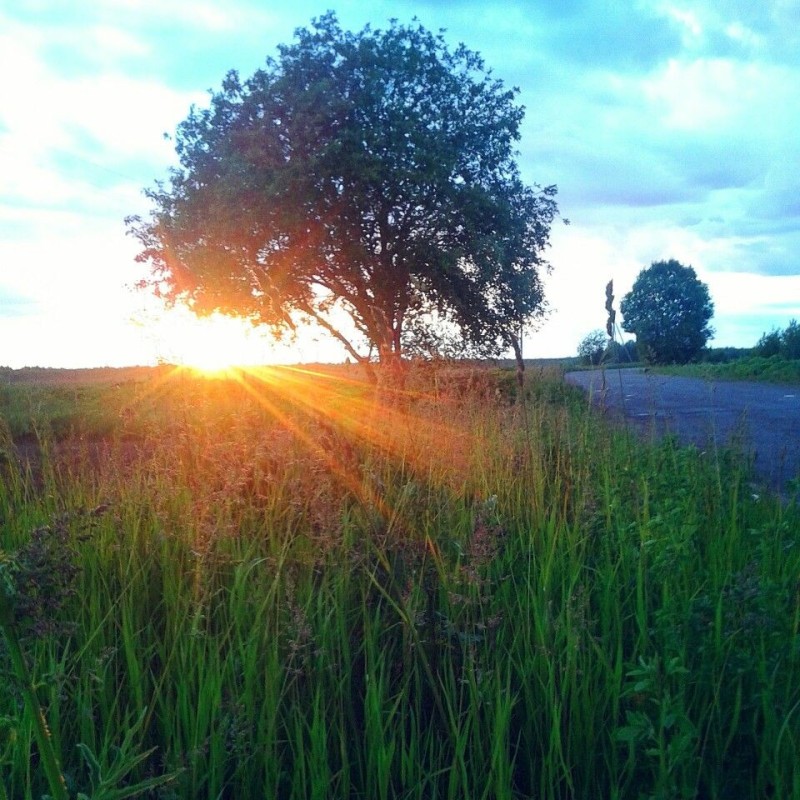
[576, 330, 607, 366]
[754, 329, 782, 358]
[576, 332, 639, 367]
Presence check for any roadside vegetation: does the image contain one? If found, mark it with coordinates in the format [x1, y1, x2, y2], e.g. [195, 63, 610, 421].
[1, 365, 798, 798]
[655, 320, 800, 385]
[657, 355, 800, 385]
[570, 318, 800, 385]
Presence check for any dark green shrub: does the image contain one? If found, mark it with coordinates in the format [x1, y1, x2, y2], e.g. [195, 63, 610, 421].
[755, 329, 782, 358]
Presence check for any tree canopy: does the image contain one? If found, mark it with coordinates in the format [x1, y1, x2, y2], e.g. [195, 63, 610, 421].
[620, 259, 714, 364]
[126, 13, 559, 377]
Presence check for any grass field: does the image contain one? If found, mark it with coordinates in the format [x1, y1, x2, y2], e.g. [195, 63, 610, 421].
[1, 364, 799, 799]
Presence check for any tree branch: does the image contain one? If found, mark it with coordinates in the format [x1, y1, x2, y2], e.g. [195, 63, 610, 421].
[296, 300, 377, 382]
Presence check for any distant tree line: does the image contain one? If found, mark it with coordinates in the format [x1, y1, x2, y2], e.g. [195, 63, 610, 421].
[578, 306, 799, 370]
[754, 319, 800, 360]
[576, 330, 637, 366]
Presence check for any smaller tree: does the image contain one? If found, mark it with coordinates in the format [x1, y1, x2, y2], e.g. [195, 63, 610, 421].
[577, 330, 607, 366]
[754, 328, 782, 358]
[755, 320, 800, 360]
[781, 319, 800, 360]
[621, 259, 714, 364]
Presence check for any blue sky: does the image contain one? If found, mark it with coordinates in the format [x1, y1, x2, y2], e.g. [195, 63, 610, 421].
[2, 0, 799, 367]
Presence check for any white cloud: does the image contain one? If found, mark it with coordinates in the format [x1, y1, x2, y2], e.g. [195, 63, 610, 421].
[641, 57, 796, 134]
[120, 0, 235, 30]
[724, 21, 764, 49]
[0, 64, 202, 170]
[662, 5, 703, 39]
[56, 73, 204, 159]
[707, 272, 800, 317]
[0, 8, 206, 158]
[0, 9, 206, 251]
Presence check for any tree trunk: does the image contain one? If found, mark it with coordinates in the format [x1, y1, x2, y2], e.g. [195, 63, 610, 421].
[510, 333, 525, 394]
[377, 340, 406, 398]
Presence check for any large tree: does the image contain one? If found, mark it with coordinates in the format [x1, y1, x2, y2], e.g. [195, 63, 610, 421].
[621, 259, 714, 364]
[126, 13, 559, 378]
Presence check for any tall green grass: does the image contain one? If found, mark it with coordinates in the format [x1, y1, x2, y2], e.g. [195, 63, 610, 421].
[0, 366, 798, 798]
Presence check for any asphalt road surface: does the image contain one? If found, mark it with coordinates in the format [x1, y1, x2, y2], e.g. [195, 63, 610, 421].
[565, 368, 800, 494]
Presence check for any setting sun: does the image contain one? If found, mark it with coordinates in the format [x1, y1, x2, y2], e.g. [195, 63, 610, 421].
[150, 307, 276, 373]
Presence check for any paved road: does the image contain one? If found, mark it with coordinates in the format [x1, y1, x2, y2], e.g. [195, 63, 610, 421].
[565, 368, 800, 494]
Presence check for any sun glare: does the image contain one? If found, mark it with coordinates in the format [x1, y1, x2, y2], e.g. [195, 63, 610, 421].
[152, 307, 276, 375]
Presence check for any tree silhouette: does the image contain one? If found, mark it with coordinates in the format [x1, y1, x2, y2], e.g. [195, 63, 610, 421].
[126, 13, 559, 379]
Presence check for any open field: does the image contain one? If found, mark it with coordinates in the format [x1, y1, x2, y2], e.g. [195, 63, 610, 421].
[1, 364, 799, 798]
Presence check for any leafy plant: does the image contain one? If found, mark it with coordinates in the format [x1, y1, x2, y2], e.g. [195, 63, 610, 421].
[0, 511, 178, 799]
[615, 655, 699, 800]
[0, 575, 69, 800]
[75, 711, 180, 800]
